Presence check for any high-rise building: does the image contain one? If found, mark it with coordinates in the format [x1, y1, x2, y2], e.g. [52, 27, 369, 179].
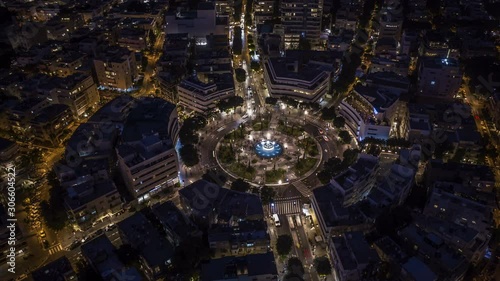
[116, 98, 180, 203]
[254, 0, 275, 25]
[93, 46, 138, 91]
[177, 73, 235, 115]
[417, 57, 462, 100]
[263, 51, 335, 102]
[281, 0, 323, 49]
[48, 73, 100, 118]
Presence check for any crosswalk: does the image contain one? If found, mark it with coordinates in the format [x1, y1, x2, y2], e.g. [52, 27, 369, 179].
[48, 243, 63, 255]
[293, 181, 312, 197]
[266, 197, 302, 215]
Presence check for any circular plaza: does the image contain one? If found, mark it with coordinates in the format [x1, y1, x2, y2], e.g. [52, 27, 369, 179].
[215, 112, 322, 185]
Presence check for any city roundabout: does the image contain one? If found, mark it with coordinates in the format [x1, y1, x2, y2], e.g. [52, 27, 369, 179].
[214, 114, 323, 186]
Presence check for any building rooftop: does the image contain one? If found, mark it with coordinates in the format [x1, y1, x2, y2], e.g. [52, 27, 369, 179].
[151, 200, 196, 239]
[354, 85, 399, 114]
[365, 71, 410, 91]
[81, 234, 143, 281]
[65, 179, 117, 211]
[334, 154, 379, 192]
[118, 212, 176, 268]
[178, 73, 234, 97]
[312, 184, 366, 228]
[31, 104, 70, 124]
[208, 220, 269, 243]
[374, 236, 407, 262]
[331, 231, 379, 270]
[402, 257, 437, 281]
[179, 180, 264, 221]
[121, 97, 176, 143]
[95, 45, 133, 63]
[265, 57, 332, 89]
[32, 256, 77, 281]
[421, 57, 459, 69]
[201, 252, 277, 280]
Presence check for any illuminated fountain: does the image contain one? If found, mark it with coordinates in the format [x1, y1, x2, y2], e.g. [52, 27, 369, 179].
[254, 140, 283, 158]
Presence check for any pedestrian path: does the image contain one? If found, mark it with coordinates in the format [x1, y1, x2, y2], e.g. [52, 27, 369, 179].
[48, 243, 63, 255]
[266, 196, 301, 215]
[293, 181, 312, 197]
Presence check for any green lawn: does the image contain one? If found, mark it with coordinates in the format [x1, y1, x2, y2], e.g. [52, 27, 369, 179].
[252, 120, 270, 131]
[294, 157, 318, 176]
[218, 145, 235, 164]
[265, 169, 286, 183]
[229, 162, 256, 180]
[277, 124, 302, 137]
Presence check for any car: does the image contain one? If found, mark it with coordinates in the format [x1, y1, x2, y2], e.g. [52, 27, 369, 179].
[318, 129, 324, 134]
[242, 114, 248, 119]
[69, 241, 82, 250]
[39, 230, 46, 238]
[323, 136, 329, 142]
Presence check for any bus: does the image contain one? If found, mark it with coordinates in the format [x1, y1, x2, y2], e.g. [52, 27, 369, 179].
[272, 214, 281, 227]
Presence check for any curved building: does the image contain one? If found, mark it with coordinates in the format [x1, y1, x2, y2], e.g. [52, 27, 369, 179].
[116, 98, 180, 203]
[263, 57, 333, 103]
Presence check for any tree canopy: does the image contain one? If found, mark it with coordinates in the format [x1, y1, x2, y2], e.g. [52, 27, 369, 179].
[217, 96, 244, 112]
[321, 106, 336, 120]
[231, 178, 251, 193]
[265, 97, 278, 105]
[313, 256, 332, 276]
[338, 130, 352, 144]
[233, 26, 242, 55]
[259, 186, 276, 204]
[179, 144, 199, 167]
[179, 116, 206, 145]
[287, 257, 305, 277]
[317, 149, 359, 184]
[333, 116, 345, 128]
[40, 171, 68, 230]
[235, 68, 246, 83]
[250, 60, 261, 71]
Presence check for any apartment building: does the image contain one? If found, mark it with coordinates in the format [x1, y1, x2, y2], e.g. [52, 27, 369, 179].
[417, 57, 462, 100]
[165, 3, 226, 38]
[8, 97, 49, 136]
[254, 0, 275, 25]
[30, 104, 73, 147]
[367, 163, 415, 207]
[338, 100, 392, 141]
[201, 252, 278, 281]
[378, 4, 403, 40]
[116, 98, 180, 203]
[93, 45, 138, 91]
[65, 178, 122, 229]
[32, 73, 99, 119]
[263, 56, 333, 103]
[177, 73, 235, 115]
[311, 184, 370, 239]
[281, 0, 322, 48]
[330, 153, 379, 206]
[118, 212, 176, 280]
[329, 232, 380, 281]
[31, 257, 78, 281]
[179, 180, 264, 226]
[208, 220, 270, 258]
[81, 234, 142, 281]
